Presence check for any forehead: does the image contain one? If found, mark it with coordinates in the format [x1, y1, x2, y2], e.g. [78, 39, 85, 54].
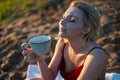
[63, 7, 84, 18]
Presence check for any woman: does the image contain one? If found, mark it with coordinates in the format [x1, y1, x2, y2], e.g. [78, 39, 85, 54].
[22, 1, 108, 80]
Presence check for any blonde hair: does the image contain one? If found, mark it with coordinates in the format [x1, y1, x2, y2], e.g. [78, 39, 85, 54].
[70, 1, 100, 41]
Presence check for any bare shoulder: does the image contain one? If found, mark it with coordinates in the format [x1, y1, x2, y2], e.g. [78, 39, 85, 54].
[88, 42, 108, 60]
[85, 42, 108, 67]
[79, 47, 108, 80]
[90, 47, 108, 60]
[86, 46, 108, 69]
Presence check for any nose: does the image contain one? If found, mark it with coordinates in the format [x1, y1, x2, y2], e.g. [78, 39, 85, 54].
[60, 19, 66, 26]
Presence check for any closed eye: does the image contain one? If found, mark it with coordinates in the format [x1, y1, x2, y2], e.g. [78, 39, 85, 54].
[61, 15, 76, 22]
[69, 17, 76, 22]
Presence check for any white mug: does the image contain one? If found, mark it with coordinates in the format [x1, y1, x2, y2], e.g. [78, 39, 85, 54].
[21, 35, 51, 55]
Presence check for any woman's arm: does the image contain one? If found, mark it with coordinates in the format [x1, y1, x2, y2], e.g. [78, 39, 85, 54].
[37, 38, 64, 80]
[77, 49, 108, 80]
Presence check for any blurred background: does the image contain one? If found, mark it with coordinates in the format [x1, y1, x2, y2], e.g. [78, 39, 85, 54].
[0, 0, 120, 80]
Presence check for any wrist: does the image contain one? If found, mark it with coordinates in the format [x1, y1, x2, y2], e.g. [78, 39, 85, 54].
[36, 55, 44, 64]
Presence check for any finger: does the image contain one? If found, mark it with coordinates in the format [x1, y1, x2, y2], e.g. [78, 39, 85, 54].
[27, 51, 38, 58]
[27, 57, 37, 64]
[24, 56, 27, 61]
[32, 54, 38, 58]
[23, 46, 32, 51]
[29, 59, 37, 64]
[27, 56, 34, 62]
[22, 51, 27, 56]
[22, 50, 30, 56]
[22, 50, 34, 57]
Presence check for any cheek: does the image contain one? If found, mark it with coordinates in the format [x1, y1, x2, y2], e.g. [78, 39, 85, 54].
[68, 26, 80, 34]
[68, 24, 83, 35]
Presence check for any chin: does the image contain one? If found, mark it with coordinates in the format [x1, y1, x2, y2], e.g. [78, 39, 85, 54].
[59, 31, 70, 38]
[58, 33, 67, 38]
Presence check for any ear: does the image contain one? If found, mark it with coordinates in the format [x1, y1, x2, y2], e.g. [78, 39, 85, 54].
[83, 27, 91, 34]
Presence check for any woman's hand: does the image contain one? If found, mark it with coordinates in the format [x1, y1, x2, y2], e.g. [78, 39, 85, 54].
[22, 46, 44, 64]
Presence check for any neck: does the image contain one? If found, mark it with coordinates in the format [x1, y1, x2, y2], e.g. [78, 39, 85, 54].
[67, 37, 90, 54]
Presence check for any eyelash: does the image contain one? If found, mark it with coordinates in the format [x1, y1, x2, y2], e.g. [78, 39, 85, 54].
[61, 17, 76, 22]
[70, 18, 75, 22]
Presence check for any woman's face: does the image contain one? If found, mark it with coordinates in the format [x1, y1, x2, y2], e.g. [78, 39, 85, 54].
[58, 7, 86, 39]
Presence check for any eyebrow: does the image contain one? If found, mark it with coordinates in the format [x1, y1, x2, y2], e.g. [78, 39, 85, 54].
[63, 14, 78, 19]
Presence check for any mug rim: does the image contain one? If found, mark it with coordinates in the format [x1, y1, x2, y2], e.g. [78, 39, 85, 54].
[29, 35, 51, 44]
[30, 40, 50, 44]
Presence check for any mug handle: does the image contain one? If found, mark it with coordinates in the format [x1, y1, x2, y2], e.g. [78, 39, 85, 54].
[21, 43, 37, 58]
[21, 42, 32, 51]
